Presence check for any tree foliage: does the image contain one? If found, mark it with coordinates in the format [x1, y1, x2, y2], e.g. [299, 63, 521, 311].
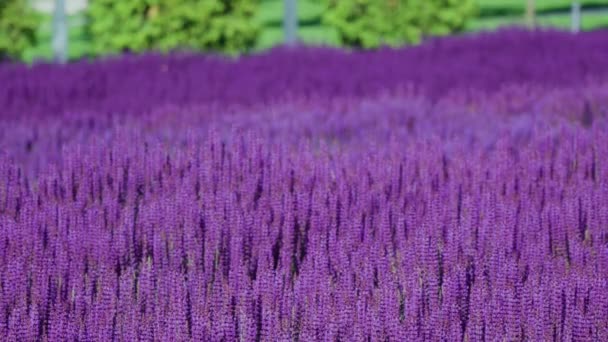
[0, 0, 40, 62]
[86, 0, 260, 56]
[321, 0, 477, 49]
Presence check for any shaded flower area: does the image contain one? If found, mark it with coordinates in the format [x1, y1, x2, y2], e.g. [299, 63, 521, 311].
[1, 29, 608, 341]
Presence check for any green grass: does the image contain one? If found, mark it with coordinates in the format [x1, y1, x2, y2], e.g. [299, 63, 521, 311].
[466, 16, 525, 31]
[255, 27, 285, 51]
[477, 0, 608, 16]
[298, 26, 340, 46]
[537, 10, 608, 29]
[467, 10, 608, 32]
[255, 25, 339, 51]
[23, 0, 608, 62]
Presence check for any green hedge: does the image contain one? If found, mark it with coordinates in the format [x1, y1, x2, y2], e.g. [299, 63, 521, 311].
[86, 0, 260, 56]
[0, 0, 40, 62]
[321, 0, 477, 48]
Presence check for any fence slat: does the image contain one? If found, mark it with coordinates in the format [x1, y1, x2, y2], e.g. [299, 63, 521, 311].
[571, 2, 581, 33]
[283, 0, 298, 45]
[52, 0, 68, 63]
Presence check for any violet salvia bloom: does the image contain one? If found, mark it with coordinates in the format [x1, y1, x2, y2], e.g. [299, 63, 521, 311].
[1, 29, 608, 341]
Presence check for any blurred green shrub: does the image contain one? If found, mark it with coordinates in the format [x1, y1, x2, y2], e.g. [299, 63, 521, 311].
[321, 0, 477, 48]
[86, 0, 260, 56]
[0, 0, 40, 61]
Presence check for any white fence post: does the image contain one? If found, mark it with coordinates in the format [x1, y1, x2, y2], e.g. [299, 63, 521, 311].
[525, 0, 536, 27]
[283, 0, 297, 45]
[52, 0, 68, 63]
[571, 1, 581, 33]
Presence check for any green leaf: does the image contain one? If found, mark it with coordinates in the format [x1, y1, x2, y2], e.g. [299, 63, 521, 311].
[0, 0, 40, 61]
[87, 0, 260, 56]
[321, 0, 477, 49]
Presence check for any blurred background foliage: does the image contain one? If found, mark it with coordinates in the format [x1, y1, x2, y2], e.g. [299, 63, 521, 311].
[86, 0, 259, 56]
[321, 0, 477, 48]
[0, 0, 41, 61]
[2, 0, 608, 63]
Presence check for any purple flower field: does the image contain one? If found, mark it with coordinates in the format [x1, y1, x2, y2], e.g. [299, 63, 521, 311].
[1, 29, 608, 341]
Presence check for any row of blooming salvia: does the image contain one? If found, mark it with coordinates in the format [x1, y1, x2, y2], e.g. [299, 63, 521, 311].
[1, 28, 608, 341]
[1, 29, 608, 118]
[0, 94, 607, 340]
[2, 81, 607, 178]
